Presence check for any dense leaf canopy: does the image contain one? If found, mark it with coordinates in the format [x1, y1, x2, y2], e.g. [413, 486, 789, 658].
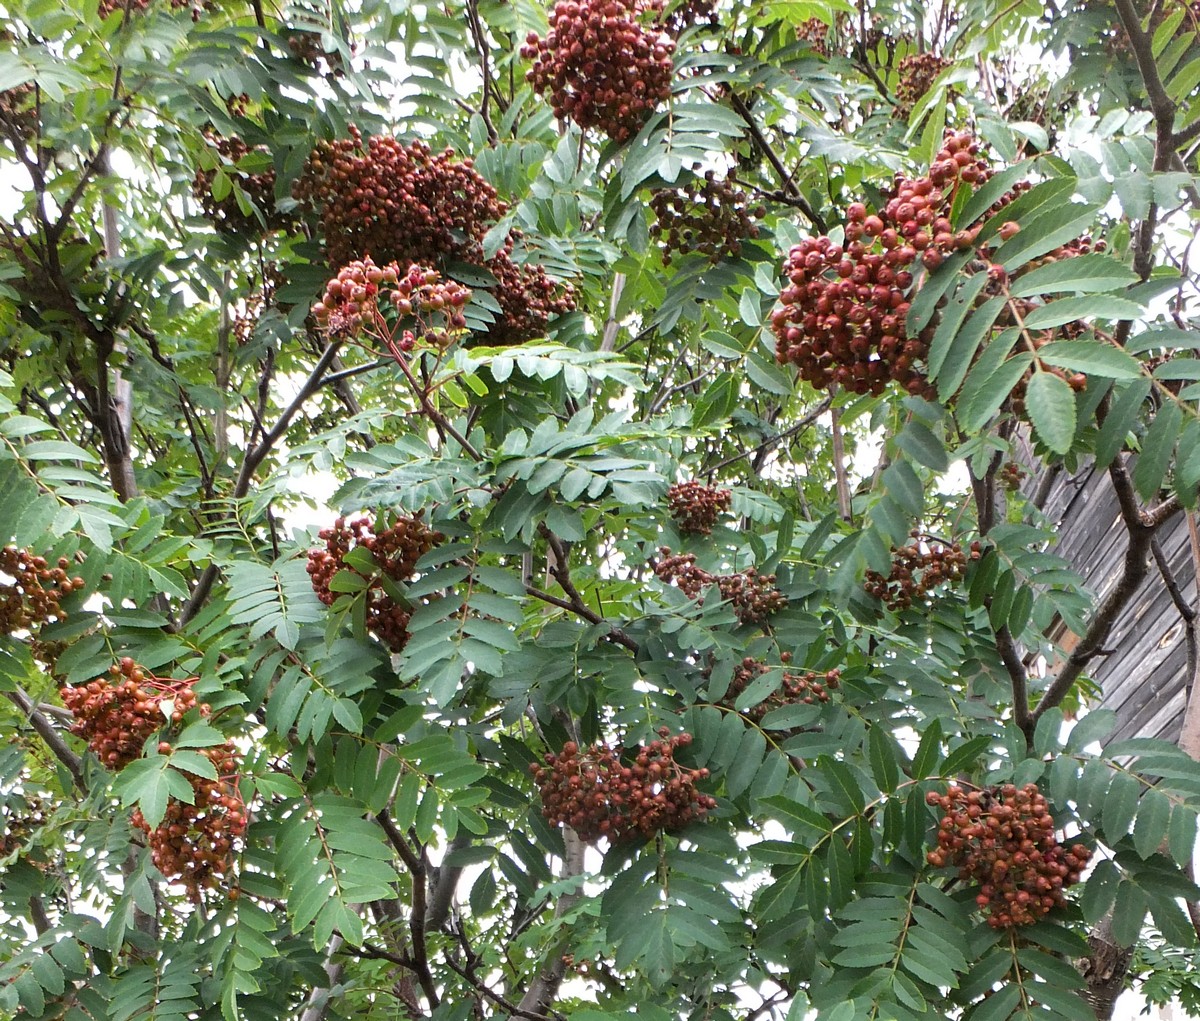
[2, 1, 1200, 1020]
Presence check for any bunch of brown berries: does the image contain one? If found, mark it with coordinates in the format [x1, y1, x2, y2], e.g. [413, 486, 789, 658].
[0, 82, 36, 143]
[307, 514, 443, 652]
[1, 547, 83, 635]
[999, 461, 1026, 492]
[0, 792, 47, 858]
[893, 53, 952, 118]
[650, 173, 765, 265]
[655, 548, 787, 625]
[132, 739, 246, 902]
[530, 731, 716, 843]
[666, 481, 732, 536]
[771, 132, 989, 396]
[720, 655, 840, 721]
[192, 132, 287, 235]
[60, 660, 206, 771]
[294, 129, 574, 341]
[863, 534, 980, 610]
[311, 257, 471, 350]
[521, 0, 675, 144]
[926, 783, 1091, 929]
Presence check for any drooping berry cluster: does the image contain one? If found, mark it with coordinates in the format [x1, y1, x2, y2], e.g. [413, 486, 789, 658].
[285, 29, 347, 74]
[1, 548, 83, 635]
[192, 133, 288, 235]
[132, 740, 246, 902]
[294, 129, 574, 341]
[795, 17, 834, 57]
[655, 548, 787, 625]
[0, 82, 36, 143]
[720, 655, 841, 721]
[312, 257, 471, 350]
[661, 0, 719, 33]
[650, 173, 765, 265]
[295, 130, 504, 270]
[530, 731, 716, 843]
[863, 534, 980, 610]
[999, 461, 1026, 492]
[60, 660, 205, 771]
[98, 0, 213, 18]
[666, 481, 732, 536]
[772, 132, 990, 396]
[0, 792, 46, 858]
[521, 0, 675, 144]
[926, 783, 1091, 929]
[307, 514, 443, 652]
[894, 53, 952, 118]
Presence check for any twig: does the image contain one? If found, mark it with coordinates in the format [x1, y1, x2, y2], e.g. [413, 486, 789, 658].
[4, 685, 86, 791]
[705, 397, 832, 473]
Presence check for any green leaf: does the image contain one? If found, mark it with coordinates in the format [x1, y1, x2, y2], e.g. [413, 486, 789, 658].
[1024, 371, 1077, 454]
[995, 202, 1101, 271]
[1094, 379, 1151, 468]
[1132, 402, 1182, 501]
[1134, 789, 1171, 859]
[937, 296, 1006, 401]
[1010, 254, 1139, 297]
[895, 421, 949, 472]
[1035, 340, 1144, 379]
[1101, 771, 1140, 842]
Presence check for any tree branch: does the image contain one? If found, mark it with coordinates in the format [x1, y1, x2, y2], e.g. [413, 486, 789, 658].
[4, 685, 86, 791]
[515, 827, 585, 1015]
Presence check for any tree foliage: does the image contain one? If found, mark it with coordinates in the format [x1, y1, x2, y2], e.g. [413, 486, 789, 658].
[1, 1, 1200, 1020]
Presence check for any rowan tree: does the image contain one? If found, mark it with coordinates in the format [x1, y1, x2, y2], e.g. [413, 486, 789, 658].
[2, 1, 1200, 1020]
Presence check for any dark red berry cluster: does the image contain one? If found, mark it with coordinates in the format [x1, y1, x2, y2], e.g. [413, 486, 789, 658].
[192, 133, 288, 235]
[894, 53, 952, 118]
[307, 514, 443, 652]
[0, 792, 46, 858]
[721, 655, 840, 721]
[650, 173, 765, 265]
[312, 256, 471, 351]
[1, 548, 83, 635]
[926, 783, 1091, 929]
[666, 481, 731, 536]
[294, 129, 574, 341]
[0, 82, 36, 143]
[864, 533, 981, 610]
[99, 0, 213, 19]
[285, 29, 347, 74]
[60, 660, 206, 771]
[295, 129, 504, 270]
[521, 0, 675, 144]
[795, 17, 833, 57]
[530, 732, 716, 843]
[772, 132, 989, 396]
[132, 739, 246, 902]
[655, 548, 787, 625]
[661, 0, 718, 33]
[999, 461, 1026, 492]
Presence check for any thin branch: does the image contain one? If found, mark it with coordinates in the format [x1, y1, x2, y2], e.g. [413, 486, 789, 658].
[706, 397, 832, 473]
[4, 685, 86, 791]
[725, 92, 827, 232]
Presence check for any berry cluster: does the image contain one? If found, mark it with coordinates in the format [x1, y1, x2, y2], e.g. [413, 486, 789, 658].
[662, 0, 719, 33]
[312, 256, 471, 350]
[294, 129, 574, 341]
[795, 17, 834, 57]
[864, 534, 980, 610]
[0, 792, 46, 858]
[521, 0, 675, 144]
[485, 233, 579, 344]
[926, 783, 1091, 929]
[60, 660, 206, 771]
[650, 173, 765, 265]
[307, 514, 442, 652]
[666, 481, 732, 536]
[721, 655, 840, 721]
[285, 29, 347, 74]
[132, 740, 246, 902]
[0, 82, 36, 143]
[772, 132, 990, 396]
[530, 732, 716, 843]
[98, 0, 213, 18]
[655, 548, 787, 625]
[999, 461, 1026, 492]
[1, 548, 83, 635]
[192, 133, 287, 235]
[295, 130, 504, 270]
[894, 53, 952, 118]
